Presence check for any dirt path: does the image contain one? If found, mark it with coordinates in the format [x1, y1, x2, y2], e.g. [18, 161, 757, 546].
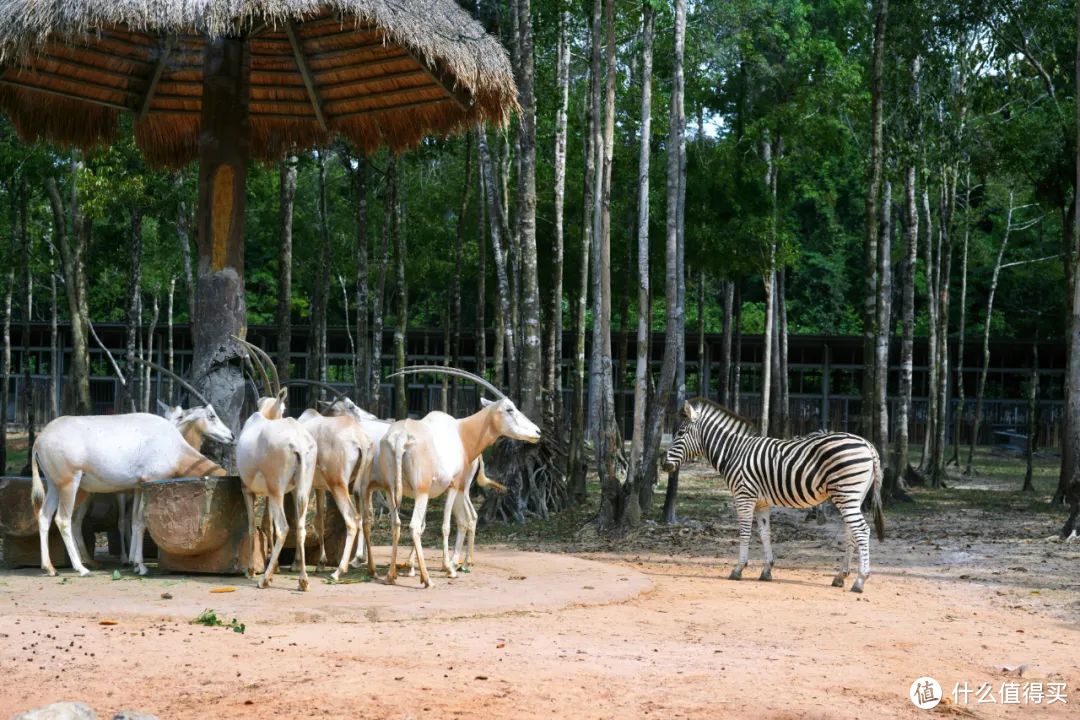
[1, 545, 1076, 719]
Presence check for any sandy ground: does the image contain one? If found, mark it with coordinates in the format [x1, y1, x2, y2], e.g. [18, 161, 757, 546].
[1, 542, 1077, 719]
[2, 452, 1078, 719]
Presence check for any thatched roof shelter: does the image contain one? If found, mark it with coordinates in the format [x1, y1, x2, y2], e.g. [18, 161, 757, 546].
[0, 0, 517, 165]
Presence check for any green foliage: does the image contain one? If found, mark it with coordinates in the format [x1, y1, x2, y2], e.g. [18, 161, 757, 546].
[192, 609, 246, 634]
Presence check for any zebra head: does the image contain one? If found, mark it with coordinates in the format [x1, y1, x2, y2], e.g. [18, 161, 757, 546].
[662, 401, 703, 472]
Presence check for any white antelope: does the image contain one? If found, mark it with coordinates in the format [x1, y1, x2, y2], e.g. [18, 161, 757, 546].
[285, 379, 374, 581]
[234, 338, 318, 591]
[68, 360, 232, 569]
[363, 366, 540, 587]
[321, 395, 504, 574]
[31, 387, 234, 577]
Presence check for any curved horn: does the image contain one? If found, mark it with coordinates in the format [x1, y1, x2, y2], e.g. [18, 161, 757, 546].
[385, 365, 507, 400]
[132, 357, 212, 407]
[233, 336, 280, 396]
[283, 379, 347, 402]
[232, 336, 272, 395]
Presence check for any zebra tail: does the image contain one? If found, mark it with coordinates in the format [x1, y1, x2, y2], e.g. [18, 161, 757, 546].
[872, 446, 885, 541]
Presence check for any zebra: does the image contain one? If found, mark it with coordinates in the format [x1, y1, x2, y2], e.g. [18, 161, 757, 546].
[661, 398, 885, 592]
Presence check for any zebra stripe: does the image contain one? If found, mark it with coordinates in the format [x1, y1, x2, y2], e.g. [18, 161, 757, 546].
[663, 398, 885, 593]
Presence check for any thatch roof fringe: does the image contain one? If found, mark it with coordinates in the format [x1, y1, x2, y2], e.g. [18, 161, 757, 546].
[0, 1, 518, 163]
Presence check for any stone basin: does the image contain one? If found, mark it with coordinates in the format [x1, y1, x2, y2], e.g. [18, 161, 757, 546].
[0, 476, 93, 568]
[142, 476, 263, 575]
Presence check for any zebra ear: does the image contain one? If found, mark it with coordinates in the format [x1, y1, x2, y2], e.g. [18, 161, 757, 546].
[682, 401, 699, 422]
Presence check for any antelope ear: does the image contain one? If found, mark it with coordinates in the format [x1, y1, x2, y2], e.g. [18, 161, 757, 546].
[682, 401, 699, 422]
[156, 400, 172, 415]
[277, 387, 289, 402]
[480, 397, 494, 408]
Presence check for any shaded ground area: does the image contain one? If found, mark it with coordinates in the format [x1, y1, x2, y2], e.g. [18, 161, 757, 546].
[0, 447, 1077, 718]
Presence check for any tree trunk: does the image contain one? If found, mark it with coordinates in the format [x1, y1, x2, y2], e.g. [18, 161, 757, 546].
[890, 163, 918, 495]
[311, 151, 333, 394]
[123, 209, 141, 413]
[627, 0, 655, 514]
[545, 8, 570, 433]
[697, 271, 707, 396]
[952, 175, 970, 466]
[351, 155, 369, 406]
[166, 277, 175, 402]
[371, 157, 392, 412]
[875, 180, 893, 473]
[390, 156, 408, 421]
[568, 0, 601, 503]
[48, 239, 59, 419]
[477, 128, 517, 397]
[191, 36, 251, 439]
[760, 135, 779, 437]
[931, 169, 956, 488]
[663, 69, 689, 525]
[514, 0, 542, 423]
[17, 186, 32, 454]
[1024, 341, 1039, 493]
[778, 268, 790, 436]
[863, 0, 888, 446]
[477, 159, 487, 379]
[452, 134, 473, 415]
[638, 0, 685, 527]
[720, 281, 734, 405]
[595, 0, 621, 528]
[276, 155, 297, 384]
[733, 284, 743, 413]
[966, 191, 1014, 474]
[175, 175, 194, 322]
[920, 179, 937, 471]
[46, 162, 91, 416]
[0, 247, 11, 472]
[143, 292, 159, 412]
[1066, 0, 1080, 526]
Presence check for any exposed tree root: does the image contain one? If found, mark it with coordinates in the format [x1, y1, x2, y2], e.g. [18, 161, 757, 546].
[479, 422, 569, 525]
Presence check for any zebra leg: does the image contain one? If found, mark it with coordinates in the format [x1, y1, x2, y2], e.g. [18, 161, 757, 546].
[832, 521, 855, 588]
[755, 505, 773, 581]
[729, 499, 755, 581]
[835, 496, 872, 593]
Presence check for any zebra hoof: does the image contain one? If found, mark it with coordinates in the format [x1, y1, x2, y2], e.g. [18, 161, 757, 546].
[850, 577, 865, 593]
[728, 568, 743, 581]
[831, 575, 846, 588]
[759, 567, 772, 582]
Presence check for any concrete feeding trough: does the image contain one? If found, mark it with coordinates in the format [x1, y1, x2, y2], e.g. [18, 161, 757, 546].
[142, 476, 263, 575]
[0, 476, 93, 568]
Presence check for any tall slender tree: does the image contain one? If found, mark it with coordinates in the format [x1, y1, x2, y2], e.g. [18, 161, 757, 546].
[276, 155, 297, 382]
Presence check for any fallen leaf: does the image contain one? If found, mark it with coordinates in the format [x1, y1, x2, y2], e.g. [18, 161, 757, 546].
[508, 575, 526, 581]
[210, 586, 237, 594]
[160, 592, 173, 600]
[475, 675, 488, 681]
[99, 620, 118, 626]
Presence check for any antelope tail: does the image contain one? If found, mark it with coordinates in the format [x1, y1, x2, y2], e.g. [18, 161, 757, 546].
[871, 446, 885, 542]
[392, 432, 407, 508]
[349, 440, 373, 495]
[30, 449, 45, 516]
[474, 456, 506, 494]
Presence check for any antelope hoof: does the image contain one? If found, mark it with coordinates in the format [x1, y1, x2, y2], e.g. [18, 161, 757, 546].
[77, 568, 92, 578]
[850, 576, 865, 594]
[298, 577, 310, 592]
[421, 577, 434, 589]
[349, 557, 364, 569]
[43, 566, 58, 578]
[759, 567, 773, 582]
[329, 569, 342, 582]
[385, 570, 398, 586]
[135, 564, 149, 576]
[257, 576, 272, 589]
[728, 568, 743, 581]
[831, 574, 846, 588]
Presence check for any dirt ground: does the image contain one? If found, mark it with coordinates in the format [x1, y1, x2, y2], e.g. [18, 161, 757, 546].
[1, 449, 1078, 719]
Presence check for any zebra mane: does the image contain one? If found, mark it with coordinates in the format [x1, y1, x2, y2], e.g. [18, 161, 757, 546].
[688, 397, 757, 433]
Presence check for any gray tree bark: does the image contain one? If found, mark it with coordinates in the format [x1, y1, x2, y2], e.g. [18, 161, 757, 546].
[890, 163, 918, 494]
[276, 155, 297, 383]
[545, 9, 570, 432]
